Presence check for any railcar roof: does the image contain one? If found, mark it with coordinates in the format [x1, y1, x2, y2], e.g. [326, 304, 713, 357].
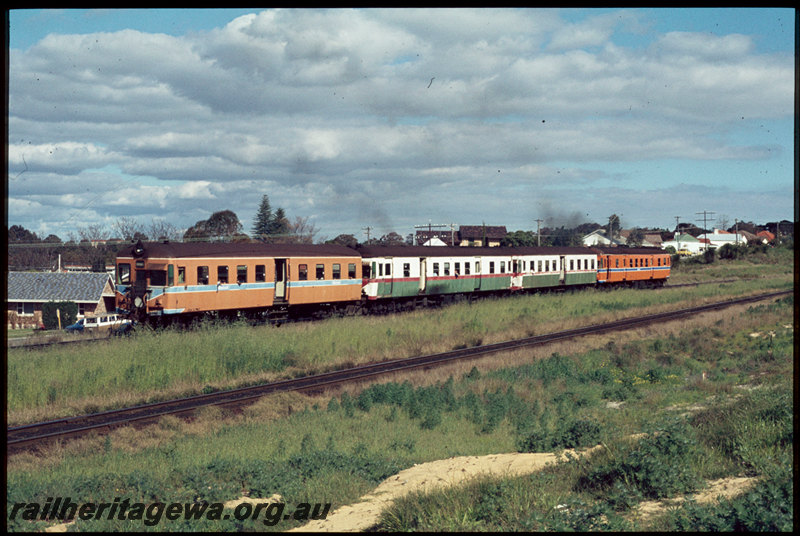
[117, 241, 360, 259]
[591, 246, 668, 255]
[356, 245, 597, 257]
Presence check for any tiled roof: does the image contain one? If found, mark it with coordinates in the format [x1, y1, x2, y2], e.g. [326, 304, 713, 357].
[7, 272, 113, 303]
[458, 226, 507, 239]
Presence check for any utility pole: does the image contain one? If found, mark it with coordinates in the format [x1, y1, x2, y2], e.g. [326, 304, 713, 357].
[696, 211, 715, 251]
[534, 218, 543, 246]
[362, 226, 372, 242]
[674, 216, 681, 253]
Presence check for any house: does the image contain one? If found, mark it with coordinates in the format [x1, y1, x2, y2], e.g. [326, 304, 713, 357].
[756, 230, 775, 243]
[697, 229, 748, 249]
[661, 233, 703, 255]
[415, 229, 456, 246]
[618, 230, 662, 248]
[457, 225, 507, 247]
[582, 228, 625, 247]
[7, 271, 116, 329]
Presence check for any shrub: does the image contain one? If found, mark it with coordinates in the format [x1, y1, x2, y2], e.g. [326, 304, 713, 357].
[41, 300, 78, 330]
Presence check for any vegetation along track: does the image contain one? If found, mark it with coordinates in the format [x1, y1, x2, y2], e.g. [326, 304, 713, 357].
[7, 290, 790, 453]
[5, 278, 743, 351]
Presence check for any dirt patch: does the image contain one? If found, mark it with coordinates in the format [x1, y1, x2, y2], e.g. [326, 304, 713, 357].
[291, 446, 603, 532]
[292, 449, 757, 532]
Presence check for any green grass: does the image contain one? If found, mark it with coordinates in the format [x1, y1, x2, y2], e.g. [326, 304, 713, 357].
[6, 253, 793, 424]
[6, 292, 793, 532]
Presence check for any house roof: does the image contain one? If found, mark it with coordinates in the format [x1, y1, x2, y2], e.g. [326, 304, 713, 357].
[117, 241, 360, 259]
[8, 272, 114, 303]
[458, 225, 507, 239]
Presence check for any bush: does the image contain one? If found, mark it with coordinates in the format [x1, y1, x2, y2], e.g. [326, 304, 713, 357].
[41, 300, 78, 330]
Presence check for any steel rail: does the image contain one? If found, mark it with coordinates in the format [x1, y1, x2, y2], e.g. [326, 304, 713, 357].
[8, 290, 791, 451]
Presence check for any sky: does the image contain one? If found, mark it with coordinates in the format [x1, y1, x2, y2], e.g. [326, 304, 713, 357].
[6, 8, 796, 243]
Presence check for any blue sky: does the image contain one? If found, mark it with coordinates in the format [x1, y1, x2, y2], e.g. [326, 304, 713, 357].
[7, 8, 795, 242]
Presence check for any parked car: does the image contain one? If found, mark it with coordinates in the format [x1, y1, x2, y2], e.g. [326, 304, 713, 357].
[65, 314, 131, 334]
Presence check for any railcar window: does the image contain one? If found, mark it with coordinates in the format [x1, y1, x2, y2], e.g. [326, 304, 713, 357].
[465, 263, 471, 275]
[537, 260, 542, 272]
[385, 263, 391, 276]
[217, 266, 229, 284]
[455, 262, 460, 275]
[299, 264, 308, 281]
[403, 263, 410, 278]
[316, 264, 325, 280]
[348, 263, 356, 279]
[433, 262, 440, 276]
[489, 261, 495, 274]
[256, 265, 266, 282]
[500, 261, 505, 274]
[150, 270, 167, 286]
[570, 259, 574, 271]
[444, 262, 450, 276]
[237, 265, 248, 284]
[333, 264, 341, 280]
[545, 260, 549, 272]
[118, 263, 130, 284]
[198, 266, 209, 285]
[178, 267, 185, 284]
[475, 261, 480, 274]
[168, 265, 174, 286]
[364, 263, 372, 278]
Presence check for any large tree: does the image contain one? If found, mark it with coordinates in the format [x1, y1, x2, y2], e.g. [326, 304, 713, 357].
[184, 210, 245, 241]
[252, 195, 273, 239]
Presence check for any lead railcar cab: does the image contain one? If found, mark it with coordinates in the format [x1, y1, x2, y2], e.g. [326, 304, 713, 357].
[115, 241, 362, 323]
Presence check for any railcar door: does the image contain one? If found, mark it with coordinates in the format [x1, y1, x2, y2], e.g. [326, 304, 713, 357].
[275, 259, 287, 301]
[419, 258, 427, 293]
[559, 256, 566, 284]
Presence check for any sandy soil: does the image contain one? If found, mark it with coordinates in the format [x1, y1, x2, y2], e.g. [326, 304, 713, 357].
[291, 447, 756, 533]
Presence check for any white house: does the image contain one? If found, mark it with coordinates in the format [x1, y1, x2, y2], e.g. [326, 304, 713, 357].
[697, 229, 748, 249]
[582, 229, 625, 247]
[661, 233, 703, 255]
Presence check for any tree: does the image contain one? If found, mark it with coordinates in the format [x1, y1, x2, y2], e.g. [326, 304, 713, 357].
[113, 216, 145, 241]
[627, 228, 645, 247]
[379, 232, 406, 246]
[184, 210, 244, 241]
[8, 224, 40, 243]
[285, 216, 318, 244]
[271, 207, 290, 236]
[327, 234, 359, 248]
[502, 230, 538, 247]
[252, 195, 274, 238]
[607, 214, 621, 240]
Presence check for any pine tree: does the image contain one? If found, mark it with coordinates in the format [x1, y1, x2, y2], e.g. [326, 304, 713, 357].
[252, 195, 273, 240]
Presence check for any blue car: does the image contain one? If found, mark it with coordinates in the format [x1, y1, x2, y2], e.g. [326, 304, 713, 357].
[65, 319, 86, 333]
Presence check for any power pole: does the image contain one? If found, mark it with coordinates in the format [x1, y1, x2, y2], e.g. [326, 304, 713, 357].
[696, 211, 715, 251]
[674, 216, 681, 253]
[362, 226, 372, 242]
[534, 218, 543, 246]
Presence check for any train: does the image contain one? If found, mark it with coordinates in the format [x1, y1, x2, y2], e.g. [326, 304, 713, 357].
[114, 240, 671, 324]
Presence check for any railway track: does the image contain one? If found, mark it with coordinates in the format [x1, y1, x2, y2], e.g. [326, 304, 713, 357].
[5, 278, 745, 350]
[7, 289, 790, 453]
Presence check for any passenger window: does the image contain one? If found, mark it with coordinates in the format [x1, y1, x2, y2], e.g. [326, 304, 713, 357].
[444, 262, 450, 276]
[500, 261, 505, 273]
[385, 263, 391, 276]
[178, 267, 185, 284]
[299, 264, 308, 281]
[465, 263, 471, 275]
[489, 261, 495, 274]
[433, 263, 440, 276]
[198, 266, 209, 285]
[349, 263, 357, 279]
[150, 270, 167, 286]
[237, 265, 247, 284]
[256, 265, 266, 282]
[118, 263, 131, 284]
[570, 260, 574, 271]
[217, 266, 229, 284]
[455, 262, 460, 275]
[475, 261, 480, 274]
[316, 264, 325, 280]
[403, 263, 410, 278]
[333, 264, 341, 280]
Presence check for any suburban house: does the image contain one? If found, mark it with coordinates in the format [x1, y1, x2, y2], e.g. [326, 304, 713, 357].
[457, 225, 507, 247]
[581, 228, 625, 247]
[661, 233, 703, 255]
[7, 271, 116, 329]
[696, 229, 749, 249]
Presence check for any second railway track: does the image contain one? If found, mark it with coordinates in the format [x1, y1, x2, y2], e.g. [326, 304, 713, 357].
[8, 289, 791, 452]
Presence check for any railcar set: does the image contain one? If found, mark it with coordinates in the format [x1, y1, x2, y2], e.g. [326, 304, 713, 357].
[115, 241, 671, 324]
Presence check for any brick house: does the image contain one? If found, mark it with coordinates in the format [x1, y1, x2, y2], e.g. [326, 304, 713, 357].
[6, 271, 116, 329]
[457, 225, 507, 247]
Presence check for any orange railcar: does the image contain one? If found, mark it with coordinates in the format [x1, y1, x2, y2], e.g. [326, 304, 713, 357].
[115, 241, 362, 321]
[592, 247, 671, 286]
